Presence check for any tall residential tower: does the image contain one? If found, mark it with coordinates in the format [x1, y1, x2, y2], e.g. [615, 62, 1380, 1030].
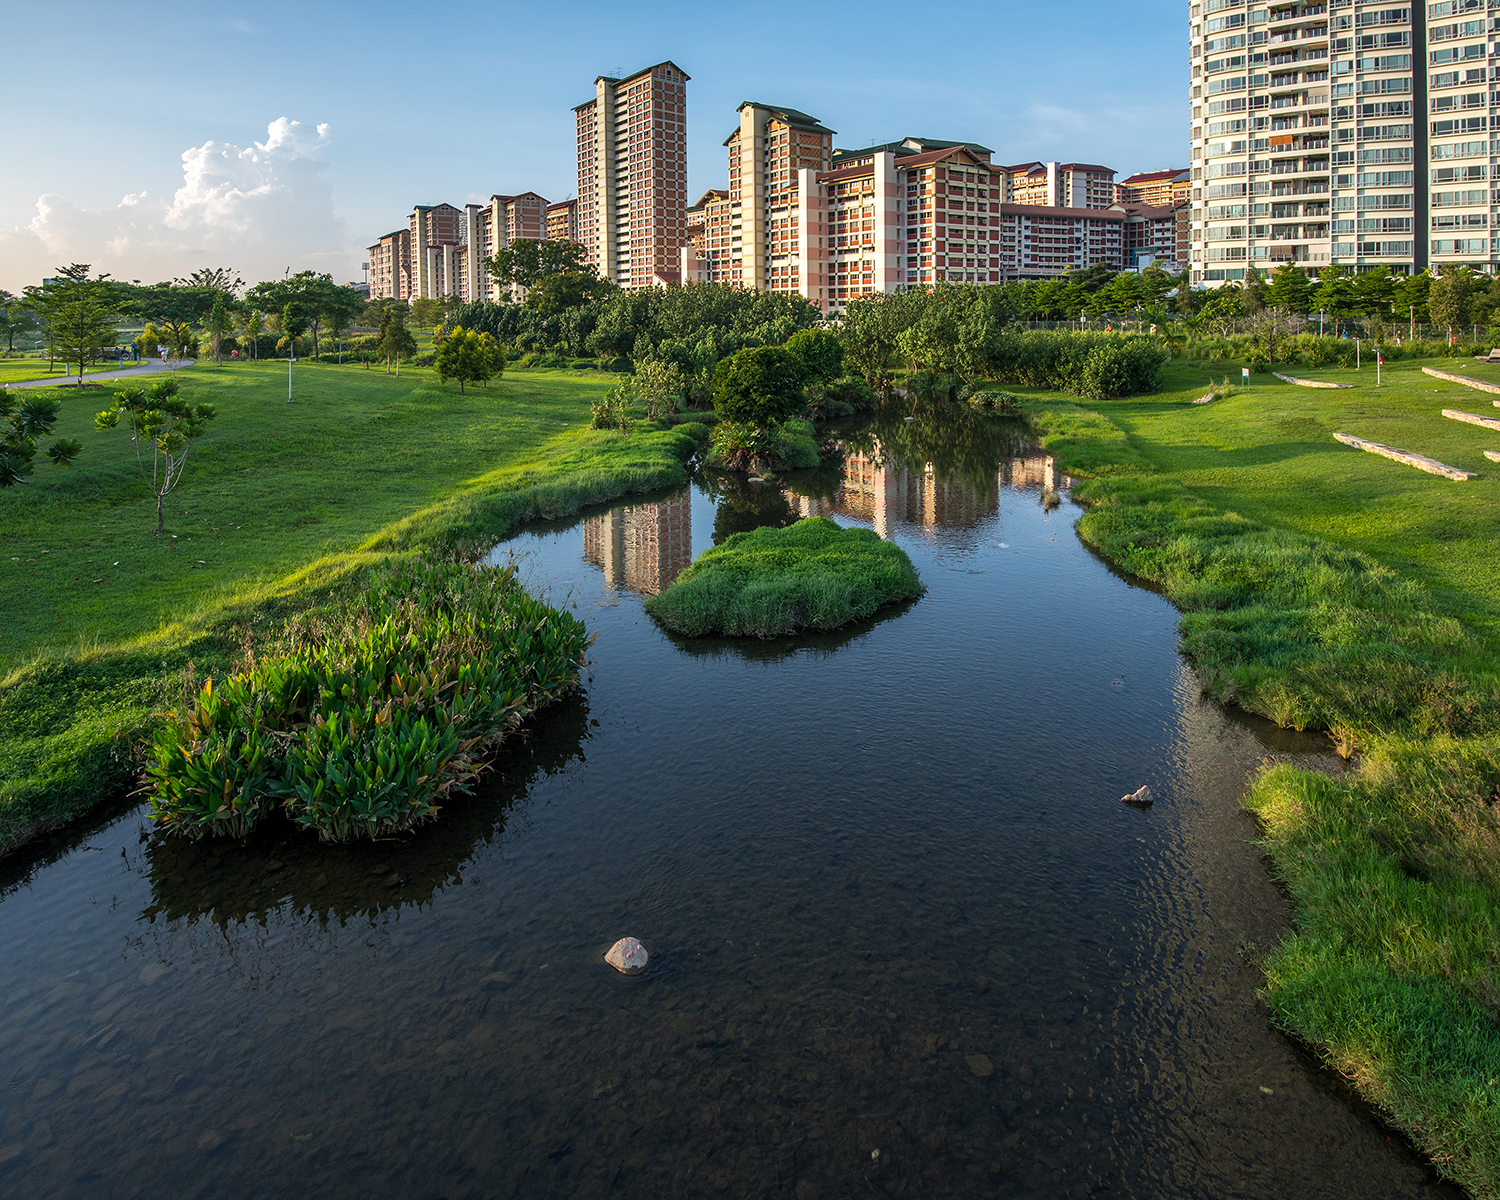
[1188, 0, 1498, 285]
[574, 61, 690, 289]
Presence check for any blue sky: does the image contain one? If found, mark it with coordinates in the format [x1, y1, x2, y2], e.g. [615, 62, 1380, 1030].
[1, 0, 1187, 291]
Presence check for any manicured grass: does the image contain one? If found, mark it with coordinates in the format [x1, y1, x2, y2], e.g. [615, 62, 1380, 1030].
[644, 516, 923, 637]
[0, 359, 145, 384]
[0, 360, 698, 855]
[1021, 357, 1500, 1199]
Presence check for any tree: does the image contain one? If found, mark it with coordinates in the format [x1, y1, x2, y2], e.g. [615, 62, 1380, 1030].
[1242, 267, 1269, 316]
[1352, 265, 1397, 319]
[1197, 284, 1243, 336]
[95, 377, 216, 533]
[525, 269, 614, 315]
[158, 318, 194, 362]
[177, 267, 245, 296]
[135, 322, 162, 359]
[281, 301, 309, 354]
[22, 264, 123, 386]
[375, 306, 417, 376]
[784, 328, 844, 384]
[712, 346, 808, 428]
[0, 290, 38, 355]
[1394, 270, 1432, 330]
[1266, 263, 1313, 314]
[487, 239, 590, 294]
[1247, 305, 1301, 367]
[243, 309, 264, 361]
[1311, 265, 1356, 335]
[433, 327, 504, 394]
[246, 271, 360, 358]
[409, 297, 446, 328]
[1, 392, 82, 487]
[205, 292, 233, 365]
[633, 360, 685, 421]
[1428, 268, 1475, 341]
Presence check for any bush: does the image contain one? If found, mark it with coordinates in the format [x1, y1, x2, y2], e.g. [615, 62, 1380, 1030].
[411, 352, 436, 367]
[591, 381, 633, 430]
[979, 330, 1167, 399]
[144, 559, 588, 843]
[963, 389, 1024, 414]
[644, 517, 924, 637]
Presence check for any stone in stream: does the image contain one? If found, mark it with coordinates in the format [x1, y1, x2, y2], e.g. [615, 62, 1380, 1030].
[1121, 785, 1153, 807]
[605, 937, 649, 976]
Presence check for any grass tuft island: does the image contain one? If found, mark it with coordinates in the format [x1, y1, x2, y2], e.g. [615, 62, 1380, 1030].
[644, 517, 923, 638]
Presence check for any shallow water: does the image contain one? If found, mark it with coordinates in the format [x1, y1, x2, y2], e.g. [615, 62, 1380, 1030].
[0, 410, 1459, 1198]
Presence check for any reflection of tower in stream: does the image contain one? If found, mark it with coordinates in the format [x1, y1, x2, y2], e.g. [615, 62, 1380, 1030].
[792, 446, 1009, 535]
[582, 494, 692, 595]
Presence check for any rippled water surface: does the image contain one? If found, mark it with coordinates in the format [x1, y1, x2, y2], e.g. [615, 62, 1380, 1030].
[0, 410, 1458, 1198]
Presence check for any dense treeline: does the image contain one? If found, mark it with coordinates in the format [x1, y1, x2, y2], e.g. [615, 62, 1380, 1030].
[839, 284, 1168, 401]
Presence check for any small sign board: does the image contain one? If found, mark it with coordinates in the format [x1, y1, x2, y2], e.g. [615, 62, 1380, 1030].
[1241, 367, 1250, 378]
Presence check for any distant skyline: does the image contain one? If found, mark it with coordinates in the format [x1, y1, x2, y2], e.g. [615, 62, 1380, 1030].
[1, 0, 1186, 292]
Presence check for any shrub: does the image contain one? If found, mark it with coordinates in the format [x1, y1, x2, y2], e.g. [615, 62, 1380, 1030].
[713, 345, 809, 426]
[963, 389, 1024, 414]
[144, 559, 588, 843]
[644, 517, 924, 637]
[591, 380, 633, 430]
[411, 352, 436, 367]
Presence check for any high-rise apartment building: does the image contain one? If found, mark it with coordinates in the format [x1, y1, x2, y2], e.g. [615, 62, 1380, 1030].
[574, 61, 690, 289]
[546, 199, 579, 242]
[367, 193, 560, 302]
[1004, 161, 1118, 207]
[1188, 0, 1496, 284]
[1116, 168, 1193, 206]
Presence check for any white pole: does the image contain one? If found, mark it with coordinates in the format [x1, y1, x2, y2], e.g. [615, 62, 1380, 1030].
[1356, 338, 1361, 370]
[288, 356, 293, 403]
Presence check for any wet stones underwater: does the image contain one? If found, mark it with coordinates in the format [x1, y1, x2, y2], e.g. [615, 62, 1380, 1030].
[0, 410, 1459, 1199]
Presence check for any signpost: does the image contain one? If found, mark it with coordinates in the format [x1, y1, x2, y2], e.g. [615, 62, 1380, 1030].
[288, 357, 296, 403]
[1242, 366, 1250, 386]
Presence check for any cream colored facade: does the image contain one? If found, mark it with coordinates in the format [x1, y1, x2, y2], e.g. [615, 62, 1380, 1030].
[1184, 0, 1500, 283]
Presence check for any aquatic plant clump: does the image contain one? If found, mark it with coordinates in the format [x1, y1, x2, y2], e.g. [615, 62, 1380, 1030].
[146, 558, 590, 843]
[644, 517, 923, 638]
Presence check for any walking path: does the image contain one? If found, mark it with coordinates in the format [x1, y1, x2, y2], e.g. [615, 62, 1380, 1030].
[2, 359, 195, 391]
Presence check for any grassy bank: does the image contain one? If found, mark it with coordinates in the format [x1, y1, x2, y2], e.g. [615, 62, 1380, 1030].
[0, 361, 700, 856]
[1021, 357, 1500, 1198]
[644, 516, 923, 637]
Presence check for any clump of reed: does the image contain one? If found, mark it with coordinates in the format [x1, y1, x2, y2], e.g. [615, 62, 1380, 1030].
[145, 558, 589, 842]
[644, 517, 923, 638]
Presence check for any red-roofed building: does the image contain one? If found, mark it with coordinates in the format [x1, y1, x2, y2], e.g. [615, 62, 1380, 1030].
[1004, 162, 1117, 209]
[1115, 169, 1190, 207]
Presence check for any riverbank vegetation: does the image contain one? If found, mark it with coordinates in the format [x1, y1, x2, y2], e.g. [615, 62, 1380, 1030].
[644, 517, 923, 638]
[0, 362, 700, 856]
[148, 558, 587, 842]
[1022, 356, 1500, 1198]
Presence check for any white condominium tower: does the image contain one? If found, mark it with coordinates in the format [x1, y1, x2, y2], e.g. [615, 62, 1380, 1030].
[1191, 0, 1499, 286]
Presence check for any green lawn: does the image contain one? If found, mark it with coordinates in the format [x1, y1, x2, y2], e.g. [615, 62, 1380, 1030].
[0, 360, 697, 853]
[0, 359, 148, 384]
[1023, 356, 1500, 1200]
[1103, 358, 1500, 638]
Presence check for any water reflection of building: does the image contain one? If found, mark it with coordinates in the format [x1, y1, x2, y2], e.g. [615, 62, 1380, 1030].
[793, 445, 1076, 535]
[582, 495, 692, 594]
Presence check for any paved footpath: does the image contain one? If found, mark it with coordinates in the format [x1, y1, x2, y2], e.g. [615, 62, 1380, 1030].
[2, 359, 196, 391]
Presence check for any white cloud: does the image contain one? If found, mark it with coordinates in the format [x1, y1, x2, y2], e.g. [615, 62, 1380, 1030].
[0, 118, 357, 291]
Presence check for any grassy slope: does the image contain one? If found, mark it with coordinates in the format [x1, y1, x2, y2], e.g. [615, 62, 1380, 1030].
[0, 361, 697, 854]
[1023, 357, 1500, 1199]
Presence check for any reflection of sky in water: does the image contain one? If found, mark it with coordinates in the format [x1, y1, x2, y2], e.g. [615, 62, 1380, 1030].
[0, 424, 1457, 1199]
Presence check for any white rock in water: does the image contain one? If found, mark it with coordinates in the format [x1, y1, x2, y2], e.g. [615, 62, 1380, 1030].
[1121, 785, 1153, 807]
[605, 937, 649, 975]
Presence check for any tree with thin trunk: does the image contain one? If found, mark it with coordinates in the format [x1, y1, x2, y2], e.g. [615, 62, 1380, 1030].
[205, 292, 233, 365]
[242, 309, 265, 361]
[376, 306, 417, 376]
[22, 264, 122, 386]
[158, 318, 194, 363]
[281, 301, 309, 356]
[95, 378, 216, 534]
[1428, 268, 1474, 342]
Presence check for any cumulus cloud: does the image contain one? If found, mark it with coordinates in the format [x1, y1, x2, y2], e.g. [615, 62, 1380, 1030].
[0, 118, 356, 290]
